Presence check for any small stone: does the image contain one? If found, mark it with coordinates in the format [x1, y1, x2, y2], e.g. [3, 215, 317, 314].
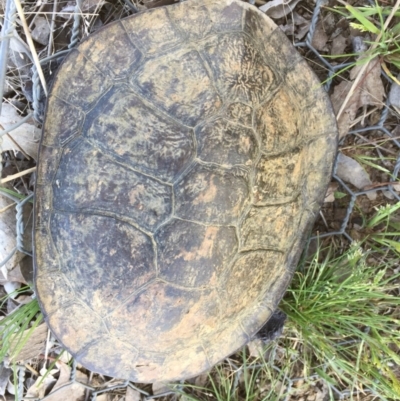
[31, 17, 50, 46]
[336, 153, 371, 189]
[389, 74, 400, 109]
[383, 190, 395, 200]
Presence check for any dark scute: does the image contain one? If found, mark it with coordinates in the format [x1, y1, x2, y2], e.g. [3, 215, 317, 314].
[86, 88, 195, 182]
[53, 139, 172, 231]
[50, 213, 156, 314]
[133, 49, 222, 127]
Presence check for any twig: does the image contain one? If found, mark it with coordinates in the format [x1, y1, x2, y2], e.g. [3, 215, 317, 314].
[13, 0, 48, 96]
[24, 363, 39, 376]
[43, 327, 51, 370]
[47, 0, 58, 57]
[363, 181, 400, 190]
[0, 167, 36, 184]
[28, 0, 48, 30]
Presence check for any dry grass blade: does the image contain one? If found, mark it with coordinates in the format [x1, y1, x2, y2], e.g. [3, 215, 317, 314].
[0, 167, 36, 184]
[13, 0, 48, 96]
[47, 0, 59, 57]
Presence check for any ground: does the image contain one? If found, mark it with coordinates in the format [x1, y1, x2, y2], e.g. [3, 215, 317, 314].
[0, 0, 399, 400]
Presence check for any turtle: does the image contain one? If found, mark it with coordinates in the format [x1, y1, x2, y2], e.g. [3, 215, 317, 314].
[34, 0, 338, 383]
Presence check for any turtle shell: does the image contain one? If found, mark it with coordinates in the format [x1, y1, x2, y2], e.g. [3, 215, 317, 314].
[34, 0, 338, 383]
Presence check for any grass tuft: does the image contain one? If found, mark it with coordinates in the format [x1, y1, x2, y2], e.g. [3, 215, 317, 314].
[325, 0, 400, 85]
[281, 242, 400, 400]
[0, 289, 42, 363]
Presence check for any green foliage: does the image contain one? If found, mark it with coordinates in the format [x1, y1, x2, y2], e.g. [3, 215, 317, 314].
[329, 0, 400, 83]
[364, 202, 400, 256]
[334, 191, 347, 199]
[0, 289, 42, 362]
[352, 154, 397, 176]
[179, 350, 293, 401]
[0, 187, 33, 203]
[281, 242, 400, 399]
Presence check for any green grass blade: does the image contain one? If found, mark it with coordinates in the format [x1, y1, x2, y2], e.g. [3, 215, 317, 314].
[345, 4, 381, 34]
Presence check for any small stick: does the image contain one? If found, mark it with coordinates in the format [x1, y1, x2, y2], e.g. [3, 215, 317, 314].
[363, 181, 400, 190]
[24, 363, 39, 376]
[13, 0, 48, 96]
[0, 167, 36, 184]
[28, 0, 47, 30]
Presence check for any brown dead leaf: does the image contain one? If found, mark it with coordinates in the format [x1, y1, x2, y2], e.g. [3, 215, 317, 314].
[10, 323, 47, 363]
[26, 369, 57, 399]
[194, 373, 209, 388]
[331, 34, 347, 56]
[126, 386, 142, 401]
[259, 0, 301, 19]
[152, 382, 171, 395]
[0, 264, 25, 285]
[247, 338, 265, 358]
[0, 256, 33, 285]
[324, 182, 339, 203]
[1, 103, 40, 159]
[315, 381, 329, 401]
[3, 281, 21, 298]
[53, 362, 74, 388]
[311, 20, 328, 51]
[279, 23, 294, 36]
[293, 12, 311, 40]
[312, 13, 336, 51]
[280, 12, 311, 40]
[331, 58, 385, 138]
[38, 362, 87, 401]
